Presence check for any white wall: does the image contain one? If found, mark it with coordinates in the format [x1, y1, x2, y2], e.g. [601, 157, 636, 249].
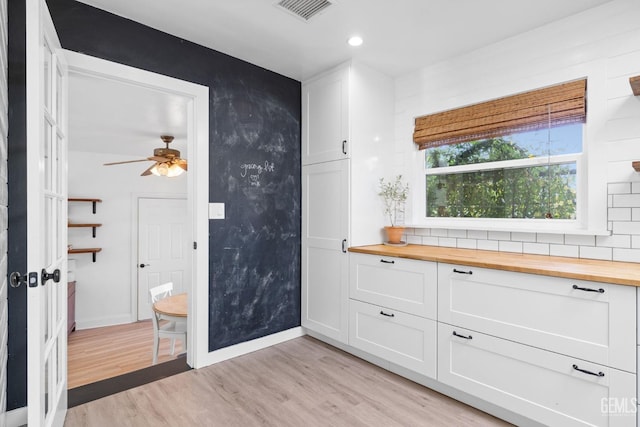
[68, 150, 186, 329]
[393, 0, 640, 262]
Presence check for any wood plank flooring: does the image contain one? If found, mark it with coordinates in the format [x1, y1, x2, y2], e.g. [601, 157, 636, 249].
[65, 336, 512, 427]
[68, 320, 183, 389]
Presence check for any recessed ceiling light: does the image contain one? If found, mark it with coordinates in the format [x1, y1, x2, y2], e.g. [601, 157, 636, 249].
[348, 36, 363, 47]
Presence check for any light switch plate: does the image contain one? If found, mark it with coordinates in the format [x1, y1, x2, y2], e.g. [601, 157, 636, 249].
[209, 202, 225, 219]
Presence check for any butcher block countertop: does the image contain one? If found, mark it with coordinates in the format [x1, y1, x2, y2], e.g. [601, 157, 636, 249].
[349, 244, 640, 287]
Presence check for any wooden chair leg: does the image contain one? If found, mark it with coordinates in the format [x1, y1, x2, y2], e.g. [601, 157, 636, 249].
[153, 331, 159, 364]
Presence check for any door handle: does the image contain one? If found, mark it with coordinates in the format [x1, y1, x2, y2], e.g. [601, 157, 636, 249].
[139, 263, 150, 268]
[10, 271, 38, 288]
[41, 268, 61, 284]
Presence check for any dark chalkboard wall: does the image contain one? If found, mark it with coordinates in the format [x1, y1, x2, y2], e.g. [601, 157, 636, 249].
[6, 0, 300, 408]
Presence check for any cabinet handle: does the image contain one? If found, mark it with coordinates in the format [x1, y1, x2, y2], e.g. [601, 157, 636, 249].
[380, 259, 395, 264]
[572, 284, 604, 294]
[572, 364, 604, 377]
[342, 140, 347, 155]
[379, 310, 395, 317]
[452, 331, 473, 340]
[453, 268, 473, 275]
[341, 239, 347, 253]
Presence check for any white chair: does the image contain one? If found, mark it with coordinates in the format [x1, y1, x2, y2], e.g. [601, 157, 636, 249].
[149, 282, 187, 364]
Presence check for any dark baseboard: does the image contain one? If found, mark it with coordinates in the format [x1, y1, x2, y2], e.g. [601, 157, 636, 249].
[68, 355, 192, 408]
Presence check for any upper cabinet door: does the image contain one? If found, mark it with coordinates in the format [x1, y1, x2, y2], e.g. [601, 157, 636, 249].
[302, 65, 349, 165]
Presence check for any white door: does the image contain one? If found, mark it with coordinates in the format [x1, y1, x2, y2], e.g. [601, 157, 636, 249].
[26, 0, 68, 426]
[301, 160, 349, 344]
[137, 197, 189, 320]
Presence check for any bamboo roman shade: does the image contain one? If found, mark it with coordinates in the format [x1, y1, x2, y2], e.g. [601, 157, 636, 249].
[413, 79, 587, 150]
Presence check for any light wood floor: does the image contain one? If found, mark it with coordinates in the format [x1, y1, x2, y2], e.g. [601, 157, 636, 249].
[65, 336, 512, 427]
[68, 320, 184, 389]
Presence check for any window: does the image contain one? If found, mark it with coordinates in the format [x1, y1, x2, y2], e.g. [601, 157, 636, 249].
[413, 79, 586, 222]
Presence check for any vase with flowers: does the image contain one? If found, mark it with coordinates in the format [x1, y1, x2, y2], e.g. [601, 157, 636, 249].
[378, 175, 409, 244]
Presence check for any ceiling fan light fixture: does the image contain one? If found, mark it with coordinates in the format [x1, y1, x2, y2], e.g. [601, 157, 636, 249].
[167, 162, 185, 177]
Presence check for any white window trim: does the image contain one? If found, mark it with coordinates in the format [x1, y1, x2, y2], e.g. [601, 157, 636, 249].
[409, 146, 608, 235]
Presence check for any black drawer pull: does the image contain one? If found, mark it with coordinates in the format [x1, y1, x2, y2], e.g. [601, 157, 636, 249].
[342, 140, 347, 155]
[341, 239, 347, 253]
[379, 310, 395, 318]
[453, 268, 472, 275]
[572, 364, 604, 377]
[452, 331, 472, 340]
[572, 284, 604, 294]
[380, 259, 395, 264]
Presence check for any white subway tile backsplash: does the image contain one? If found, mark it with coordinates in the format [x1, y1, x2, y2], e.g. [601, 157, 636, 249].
[608, 182, 631, 194]
[414, 228, 431, 237]
[467, 230, 488, 240]
[488, 231, 510, 241]
[422, 236, 439, 246]
[457, 239, 477, 249]
[613, 194, 640, 208]
[523, 242, 550, 255]
[550, 244, 579, 258]
[406, 234, 422, 245]
[511, 232, 536, 242]
[448, 229, 467, 238]
[633, 182, 640, 194]
[579, 246, 613, 261]
[431, 228, 448, 237]
[477, 240, 500, 251]
[612, 248, 640, 263]
[632, 208, 640, 221]
[612, 221, 640, 235]
[565, 234, 596, 246]
[633, 235, 640, 249]
[596, 234, 631, 248]
[608, 207, 632, 221]
[499, 241, 523, 253]
[439, 237, 457, 248]
[537, 233, 564, 244]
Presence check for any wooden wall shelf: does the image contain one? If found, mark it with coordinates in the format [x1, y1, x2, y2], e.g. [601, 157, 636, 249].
[631, 76, 640, 96]
[68, 197, 102, 214]
[68, 248, 102, 262]
[68, 223, 102, 238]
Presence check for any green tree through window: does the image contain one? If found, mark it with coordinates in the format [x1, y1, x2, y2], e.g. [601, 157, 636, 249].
[425, 136, 578, 219]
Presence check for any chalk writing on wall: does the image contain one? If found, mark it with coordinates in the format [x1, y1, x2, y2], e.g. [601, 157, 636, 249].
[240, 161, 275, 187]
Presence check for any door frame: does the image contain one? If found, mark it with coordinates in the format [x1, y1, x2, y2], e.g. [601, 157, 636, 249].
[64, 50, 209, 369]
[131, 193, 188, 321]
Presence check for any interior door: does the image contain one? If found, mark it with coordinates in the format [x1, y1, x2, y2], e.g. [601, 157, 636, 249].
[137, 197, 189, 320]
[26, 0, 68, 426]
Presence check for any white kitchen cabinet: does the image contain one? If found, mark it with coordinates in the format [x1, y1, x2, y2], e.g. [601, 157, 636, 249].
[438, 323, 636, 427]
[350, 253, 437, 319]
[350, 299, 436, 378]
[438, 263, 636, 373]
[301, 62, 394, 343]
[302, 65, 349, 165]
[301, 160, 349, 343]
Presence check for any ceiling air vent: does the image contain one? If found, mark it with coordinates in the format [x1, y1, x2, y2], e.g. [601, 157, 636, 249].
[276, 0, 334, 21]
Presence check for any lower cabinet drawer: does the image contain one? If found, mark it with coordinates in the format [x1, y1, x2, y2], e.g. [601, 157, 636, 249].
[349, 299, 436, 378]
[438, 323, 636, 427]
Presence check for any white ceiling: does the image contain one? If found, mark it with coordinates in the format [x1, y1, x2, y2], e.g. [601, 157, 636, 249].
[68, 72, 188, 158]
[76, 0, 614, 81]
[68, 0, 614, 159]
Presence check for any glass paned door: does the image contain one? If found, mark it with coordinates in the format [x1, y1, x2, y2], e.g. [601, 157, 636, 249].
[26, 0, 68, 425]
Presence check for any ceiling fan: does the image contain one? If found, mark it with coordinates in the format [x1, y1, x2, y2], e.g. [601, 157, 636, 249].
[104, 135, 188, 177]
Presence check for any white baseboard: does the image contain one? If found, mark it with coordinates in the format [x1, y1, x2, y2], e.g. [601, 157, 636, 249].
[196, 326, 304, 368]
[6, 406, 27, 427]
[75, 314, 134, 330]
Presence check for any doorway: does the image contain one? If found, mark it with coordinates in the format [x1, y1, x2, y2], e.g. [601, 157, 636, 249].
[63, 51, 209, 395]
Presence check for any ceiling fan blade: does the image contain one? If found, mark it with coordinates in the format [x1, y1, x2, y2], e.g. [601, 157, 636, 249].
[149, 156, 170, 162]
[140, 163, 156, 176]
[104, 159, 151, 166]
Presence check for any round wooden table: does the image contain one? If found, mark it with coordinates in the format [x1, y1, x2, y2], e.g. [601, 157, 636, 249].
[153, 293, 187, 318]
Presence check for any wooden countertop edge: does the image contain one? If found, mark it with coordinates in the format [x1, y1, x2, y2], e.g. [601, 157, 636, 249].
[349, 244, 640, 287]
